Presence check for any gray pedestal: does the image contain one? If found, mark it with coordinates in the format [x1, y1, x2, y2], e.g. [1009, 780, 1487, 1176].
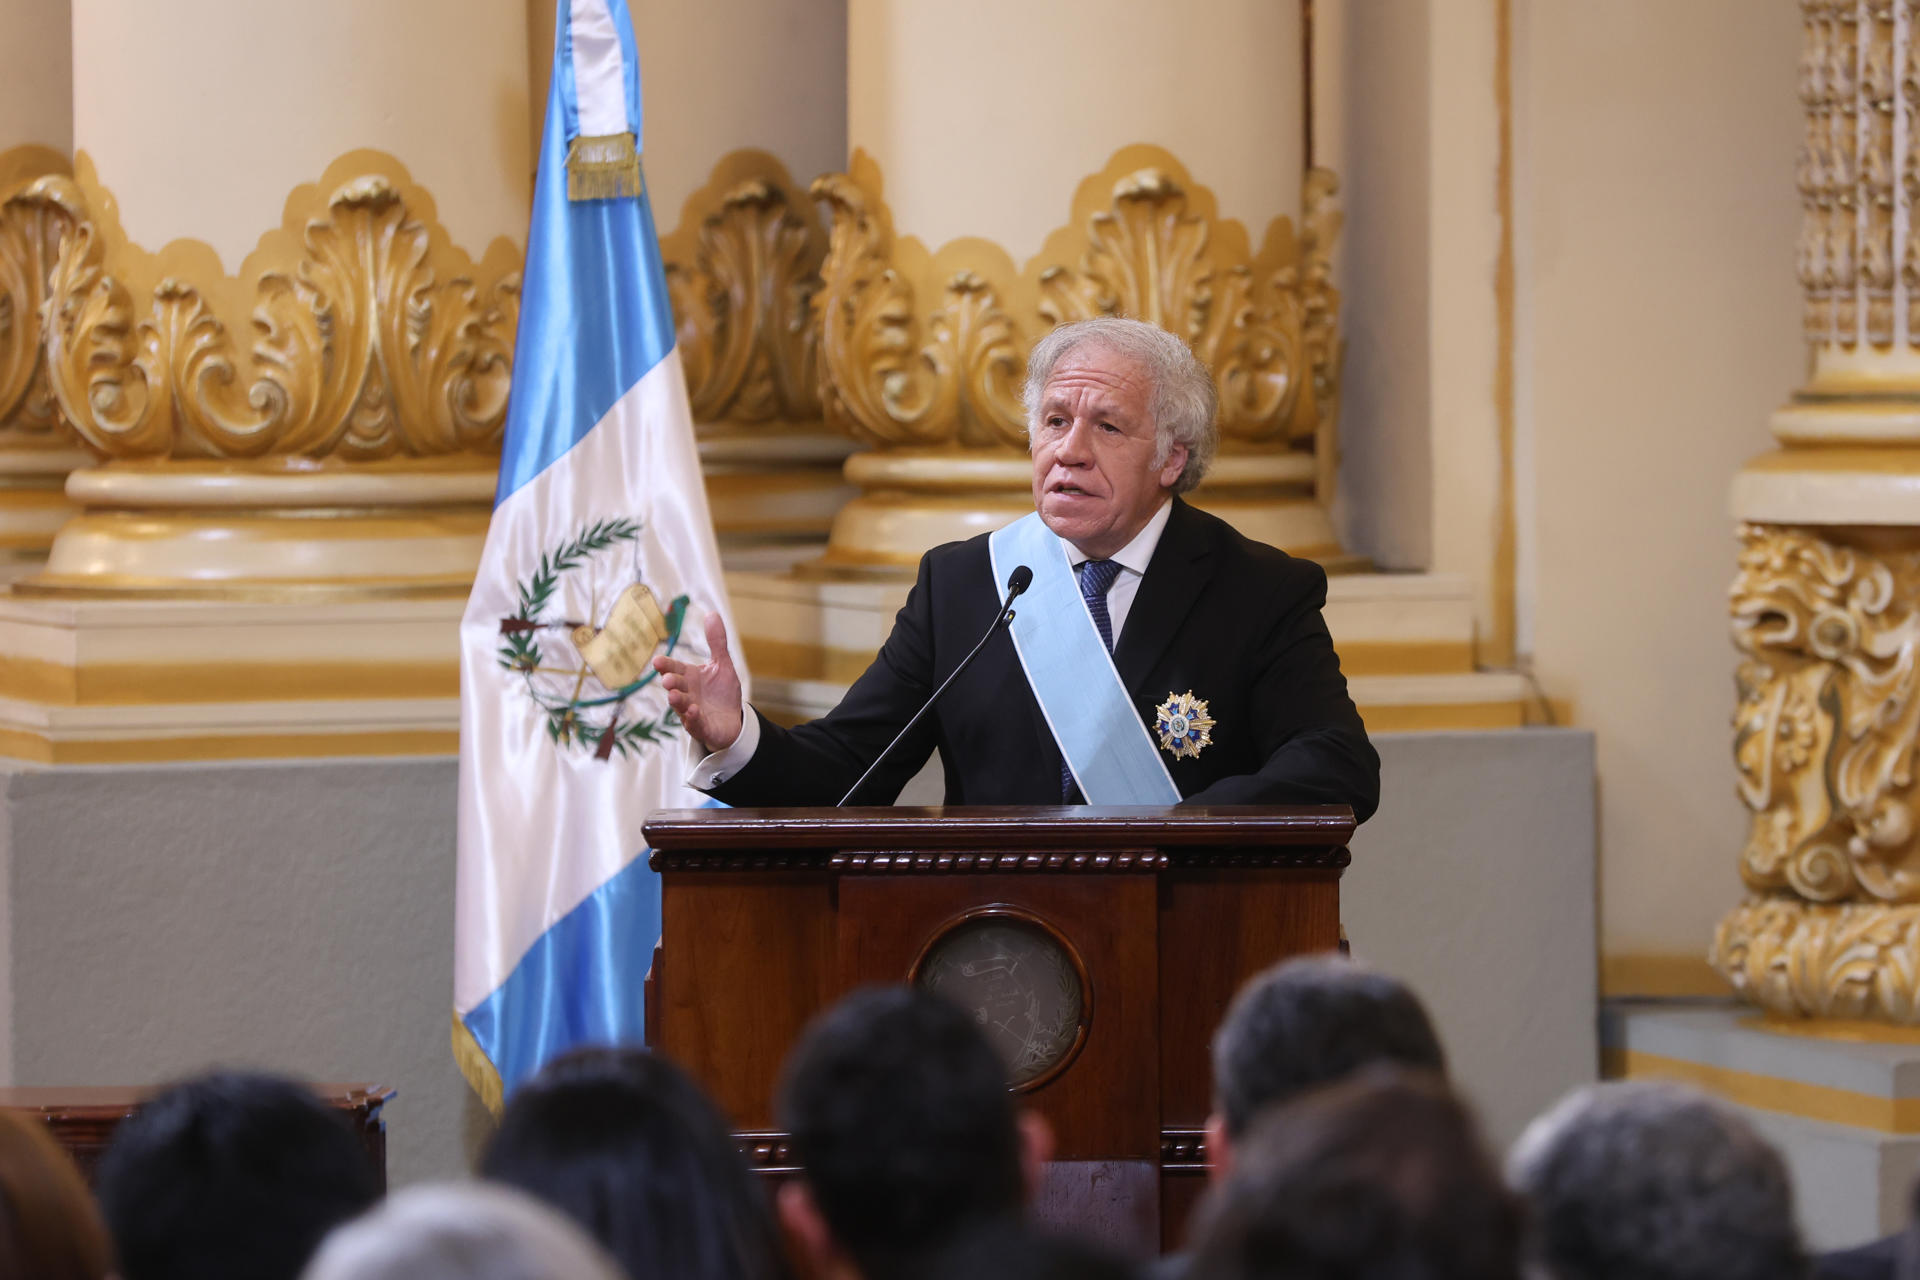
[0, 757, 482, 1184]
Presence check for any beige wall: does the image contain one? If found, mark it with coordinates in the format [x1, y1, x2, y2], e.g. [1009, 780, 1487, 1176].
[1319, 0, 1433, 571]
[0, 0, 71, 156]
[849, 0, 1302, 262]
[72, 0, 532, 268]
[1513, 0, 1802, 962]
[1322, 0, 1508, 660]
[1326, 0, 1803, 967]
[631, 0, 846, 230]
[528, 1, 848, 231]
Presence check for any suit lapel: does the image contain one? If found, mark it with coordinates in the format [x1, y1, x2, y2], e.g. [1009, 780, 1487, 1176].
[1113, 498, 1215, 696]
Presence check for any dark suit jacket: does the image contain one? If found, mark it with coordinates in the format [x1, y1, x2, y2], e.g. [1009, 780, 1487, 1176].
[709, 498, 1380, 819]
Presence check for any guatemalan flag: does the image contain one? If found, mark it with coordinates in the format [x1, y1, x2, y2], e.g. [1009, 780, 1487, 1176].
[454, 0, 743, 1110]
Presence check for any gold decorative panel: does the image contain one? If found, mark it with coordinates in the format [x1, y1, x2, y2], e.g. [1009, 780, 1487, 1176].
[812, 146, 1340, 456]
[1714, 523, 1920, 1018]
[0, 172, 82, 439]
[1729, 525, 1920, 905]
[41, 152, 522, 462]
[660, 149, 825, 430]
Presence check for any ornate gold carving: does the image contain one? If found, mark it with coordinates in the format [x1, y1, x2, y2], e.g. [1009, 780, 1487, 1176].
[1714, 523, 1920, 1023]
[1731, 525, 1920, 903]
[811, 173, 1026, 449]
[660, 152, 824, 428]
[1791, 0, 1920, 350]
[0, 175, 83, 438]
[0, 145, 69, 201]
[40, 152, 521, 461]
[808, 145, 1340, 463]
[1035, 167, 1332, 445]
[1713, 895, 1920, 1020]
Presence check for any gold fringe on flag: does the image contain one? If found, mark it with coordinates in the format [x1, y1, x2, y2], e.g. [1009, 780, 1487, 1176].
[566, 133, 642, 201]
[451, 1010, 505, 1117]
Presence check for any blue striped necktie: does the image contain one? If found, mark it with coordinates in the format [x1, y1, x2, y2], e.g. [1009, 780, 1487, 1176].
[1061, 558, 1124, 802]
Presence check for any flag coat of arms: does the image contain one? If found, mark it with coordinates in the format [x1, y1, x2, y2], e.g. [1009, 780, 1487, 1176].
[454, 0, 743, 1109]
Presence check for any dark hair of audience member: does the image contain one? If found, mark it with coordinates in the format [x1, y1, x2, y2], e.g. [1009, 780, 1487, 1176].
[479, 1045, 788, 1280]
[0, 1109, 114, 1280]
[93, 1069, 381, 1280]
[1212, 953, 1447, 1140]
[1508, 1080, 1803, 1280]
[1188, 1068, 1523, 1280]
[778, 985, 1028, 1280]
[923, 1218, 1139, 1280]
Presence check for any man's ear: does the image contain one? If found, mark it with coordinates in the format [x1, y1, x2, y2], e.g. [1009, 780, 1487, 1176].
[1204, 1110, 1233, 1184]
[778, 1179, 844, 1280]
[1017, 1108, 1056, 1203]
[1157, 441, 1190, 490]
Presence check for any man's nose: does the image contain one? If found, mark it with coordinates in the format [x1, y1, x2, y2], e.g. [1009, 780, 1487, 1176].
[1055, 419, 1094, 462]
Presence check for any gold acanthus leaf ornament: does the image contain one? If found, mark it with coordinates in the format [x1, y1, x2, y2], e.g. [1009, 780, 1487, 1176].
[1712, 895, 1920, 1021]
[41, 175, 520, 460]
[1729, 524, 1920, 905]
[665, 177, 823, 426]
[1038, 166, 1333, 445]
[0, 175, 84, 436]
[807, 147, 1340, 459]
[809, 172, 1027, 450]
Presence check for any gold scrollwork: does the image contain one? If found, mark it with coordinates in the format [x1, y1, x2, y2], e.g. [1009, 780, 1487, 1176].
[662, 156, 824, 428]
[811, 172, 1027, 450]
[40, 155, 521, 461]
[1713, 895, 1920, 1020]
[808, 145, 1340, 464]
[1729, 524, 1920, 905]
[0, 174, 83, 437]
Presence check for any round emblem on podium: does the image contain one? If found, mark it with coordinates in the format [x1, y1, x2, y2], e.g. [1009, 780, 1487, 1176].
[911, 908, 1090, 1091]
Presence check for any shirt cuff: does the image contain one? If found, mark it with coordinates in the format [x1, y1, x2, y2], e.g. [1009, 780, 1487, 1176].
[687, 711, 761, 790]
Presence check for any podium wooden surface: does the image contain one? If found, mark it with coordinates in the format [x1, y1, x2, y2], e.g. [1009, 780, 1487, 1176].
[643, 804, 1353, 1252]
[0, 1083, 395, 1187]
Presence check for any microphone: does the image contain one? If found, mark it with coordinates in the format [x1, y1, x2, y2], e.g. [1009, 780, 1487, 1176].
[838, 564, 1032, 805]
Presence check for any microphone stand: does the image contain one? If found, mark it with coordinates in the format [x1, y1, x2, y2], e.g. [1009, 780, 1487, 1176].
[838, 568, 1031, 805]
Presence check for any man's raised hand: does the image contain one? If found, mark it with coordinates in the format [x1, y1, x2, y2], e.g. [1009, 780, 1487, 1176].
[653, 611, 744, 752]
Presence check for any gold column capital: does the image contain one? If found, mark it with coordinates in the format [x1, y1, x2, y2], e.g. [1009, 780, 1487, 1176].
[42, 150, 522, 463]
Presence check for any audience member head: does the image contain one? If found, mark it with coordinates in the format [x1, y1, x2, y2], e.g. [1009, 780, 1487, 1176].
[0, 1109, 113, 1280]
[95, 1069, 381, 1280]
[923, 1219, 1139, 1280]
[1208, 953, 1446, 1176]
[301, 1183, 624, 1280]
[776, 985, 1052, 1280]
[479, 1045, 786, 1280]
[1188, 1068, 1522, 1280]
[1507, 1080, 1803, 1280]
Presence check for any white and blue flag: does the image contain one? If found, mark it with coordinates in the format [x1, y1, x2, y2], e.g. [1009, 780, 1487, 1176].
[454, 0, 742, 1109]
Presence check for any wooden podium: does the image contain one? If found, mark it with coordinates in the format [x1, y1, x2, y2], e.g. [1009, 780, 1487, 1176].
[643, 804, 1353, 1252]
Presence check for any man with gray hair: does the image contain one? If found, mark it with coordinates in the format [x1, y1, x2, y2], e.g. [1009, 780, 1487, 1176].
[659, 316, 1378, 811]
[301, 1184, 626, 1280]
[1507, 1081, 1805, 1280]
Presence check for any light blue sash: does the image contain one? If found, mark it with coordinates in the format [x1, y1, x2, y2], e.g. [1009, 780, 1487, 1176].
[988, 512, 1180, 805]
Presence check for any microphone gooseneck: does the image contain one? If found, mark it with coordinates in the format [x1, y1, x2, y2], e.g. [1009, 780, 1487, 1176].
[837, 564, 1032, 806]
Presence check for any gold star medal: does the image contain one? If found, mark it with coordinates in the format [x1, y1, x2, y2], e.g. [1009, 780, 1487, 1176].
[1154, 691, 1214, 760]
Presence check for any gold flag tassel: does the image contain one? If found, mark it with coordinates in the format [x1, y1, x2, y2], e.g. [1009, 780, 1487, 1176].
[566, 132, 642, 201]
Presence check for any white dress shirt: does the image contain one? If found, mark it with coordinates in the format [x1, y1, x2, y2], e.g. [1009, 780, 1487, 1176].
[689, 499, 1175, 789]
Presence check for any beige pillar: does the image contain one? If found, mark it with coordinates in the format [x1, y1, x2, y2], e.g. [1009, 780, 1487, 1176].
[636, 0, 853, 549]
[28, 0, 529, 593]
[812, 0, 1348, 575]
[526, 0, 853, 549]
[0, 0, 92, 567]
[1712, 0, 1920, 1020]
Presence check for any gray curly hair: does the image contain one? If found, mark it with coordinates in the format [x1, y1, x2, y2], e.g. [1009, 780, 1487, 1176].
[1022, 317, 1219, 494]
[1506, 1081, 1804, 1280]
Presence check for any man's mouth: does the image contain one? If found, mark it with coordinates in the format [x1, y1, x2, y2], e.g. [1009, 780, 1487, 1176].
[1050, 482, 1096, 497]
